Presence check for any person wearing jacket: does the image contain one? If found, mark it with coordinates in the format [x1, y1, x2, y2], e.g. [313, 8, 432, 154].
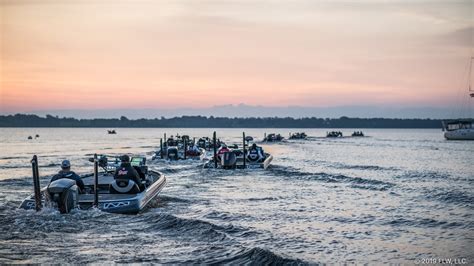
[114, 155, 143, 191]
[50, 160, 85, 192]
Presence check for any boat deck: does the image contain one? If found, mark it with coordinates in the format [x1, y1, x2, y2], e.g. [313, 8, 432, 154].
[82, 174, 115, 186]
[78, 193, 137, 202]
[79, 172, 156, 195]
[206, 154, 273, 169]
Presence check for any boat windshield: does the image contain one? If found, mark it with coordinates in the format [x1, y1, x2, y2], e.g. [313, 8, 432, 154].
[131, 157, 145, 167]
[447, 122, 473, 131]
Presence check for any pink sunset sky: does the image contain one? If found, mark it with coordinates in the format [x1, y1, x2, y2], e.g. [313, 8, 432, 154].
[0, 0, 472, 113]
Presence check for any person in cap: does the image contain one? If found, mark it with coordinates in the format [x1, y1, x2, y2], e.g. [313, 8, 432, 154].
[215, 143, 230, 162]
[50, 160, 85, 192]
[186, 142, 200, 156]
[217, 144, 230, 155]
[114, 155, 143, 191]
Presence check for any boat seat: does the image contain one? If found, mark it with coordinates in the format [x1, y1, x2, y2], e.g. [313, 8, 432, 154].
[109, 179, 141, 194]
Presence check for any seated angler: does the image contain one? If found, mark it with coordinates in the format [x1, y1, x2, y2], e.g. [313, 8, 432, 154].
[112, 155, 144, 193]
[190, 143, 200, 155]
[216, 144, 230, 161]
[167, 136, 177, 147]
[247, 143, 264, 162]
[50, 160, 85, 193]
[197, 138, 206, 149]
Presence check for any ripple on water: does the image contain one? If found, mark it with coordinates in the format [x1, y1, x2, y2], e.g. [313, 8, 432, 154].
[268, 165, 394, 191]
[211, 247, 308, 265]
[425, 189, 474, 209]
[1, 128, 473, 263]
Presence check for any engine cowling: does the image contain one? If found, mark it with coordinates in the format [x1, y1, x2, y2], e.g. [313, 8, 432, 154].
[46, 179, 79, 214]
[167, 147, 179, 160]
[220, 151, 237, 169]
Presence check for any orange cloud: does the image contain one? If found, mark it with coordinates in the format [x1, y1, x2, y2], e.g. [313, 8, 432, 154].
[1, 1, 471, 112]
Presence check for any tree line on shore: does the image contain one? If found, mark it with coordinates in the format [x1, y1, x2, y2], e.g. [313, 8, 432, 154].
[0, 114, 448, 128]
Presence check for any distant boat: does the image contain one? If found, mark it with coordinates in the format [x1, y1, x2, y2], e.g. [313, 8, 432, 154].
[203, 132, 273, 170]
[263, 133, 284, 142]
[245, 136, 254, 142]
[289, 132, 307, 140]
[442, 120, 474, 140]
[351, 131, 364, 137]
[442, 57, 474, 140]
[326, 131, 343, 138]
[152, 134, 205, 161]
[107, 130, 117, 134]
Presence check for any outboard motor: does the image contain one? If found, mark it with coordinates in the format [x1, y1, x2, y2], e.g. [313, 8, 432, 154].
[198, 139, 206, 149]
[46, 179, 79, 214]
[182, 135, 190, 142]
[167, 147, 179, 160]
[220, 151, 237, 169]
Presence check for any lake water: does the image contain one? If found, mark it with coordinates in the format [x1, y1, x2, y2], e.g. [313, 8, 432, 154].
[0, 128, 472, 264]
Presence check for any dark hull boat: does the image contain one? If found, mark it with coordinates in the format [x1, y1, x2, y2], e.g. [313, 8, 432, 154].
[203, 132, 273, 170]
[289, 132, 307, 140]
[263, 133, 284, 142]
[152, 147, 205, 161]
[20, 155, 167, 214]
[351, 131, 364, 137]
[204, 151, 273, 170]
[152, 134, 206, 161]
[326, 131, 343, 138]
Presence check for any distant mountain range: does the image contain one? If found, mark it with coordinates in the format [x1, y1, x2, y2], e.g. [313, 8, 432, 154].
[2, 104, 472, 119]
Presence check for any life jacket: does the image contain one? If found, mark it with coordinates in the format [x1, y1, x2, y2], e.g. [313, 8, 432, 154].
[186, 146, 200, 156]
[110, 165, 141, 194]
[115, 163, 141, 185]
[51, 170, 85, 191]
[248, 149, 259, 161]
[218, 147, 230, 155]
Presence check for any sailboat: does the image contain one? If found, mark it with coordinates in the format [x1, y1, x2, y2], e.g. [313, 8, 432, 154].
[442, 57, 474, 140]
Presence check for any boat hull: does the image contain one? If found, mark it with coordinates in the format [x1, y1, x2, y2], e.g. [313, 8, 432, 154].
[204, 154, 273, 170]
[152, 148, 206, 161]
[444, 129, 474, 140]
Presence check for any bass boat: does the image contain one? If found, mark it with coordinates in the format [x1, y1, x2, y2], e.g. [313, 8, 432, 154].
[20, 155, 166, 214]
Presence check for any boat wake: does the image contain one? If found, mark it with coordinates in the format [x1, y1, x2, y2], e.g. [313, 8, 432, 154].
[268, 165, 394, 191]
[330, 163, 398, 171]
[155, 195, 191, 203]
[0, 177, 33, 187]
[395, 170, 451, 180]
[425, 189, 474, 208]
[0, 162, 59, 170]
[384, 217, 466, 229]
[212, 247, 307, 265]
[0, 205, 300, 264]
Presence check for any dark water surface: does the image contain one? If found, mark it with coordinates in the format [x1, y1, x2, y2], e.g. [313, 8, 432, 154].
[0, 128, 473, 264]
